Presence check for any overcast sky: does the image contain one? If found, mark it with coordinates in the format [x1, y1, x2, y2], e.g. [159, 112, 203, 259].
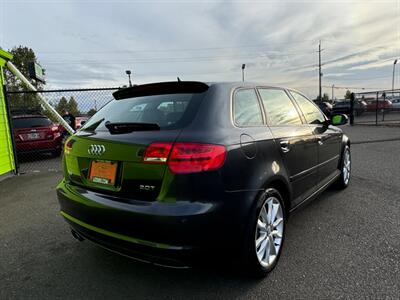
[1, 0, 400, 98]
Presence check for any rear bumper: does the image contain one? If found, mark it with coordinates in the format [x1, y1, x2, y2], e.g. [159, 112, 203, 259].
[57, 180, 257, 264]
[16, 138, 62, 154]
[64, 212, 194, 268]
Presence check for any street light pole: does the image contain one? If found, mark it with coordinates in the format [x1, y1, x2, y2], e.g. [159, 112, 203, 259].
[242, 64, 246, 82]
[126, 70, 132, 87]
[392, 59, 398, 92]
[332, 84, 334, 101]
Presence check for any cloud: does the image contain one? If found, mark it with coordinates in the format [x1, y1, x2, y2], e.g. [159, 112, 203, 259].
[324, 72, 355, 77]
[2, 0, 399, 98]
[349, 58, 398, 70]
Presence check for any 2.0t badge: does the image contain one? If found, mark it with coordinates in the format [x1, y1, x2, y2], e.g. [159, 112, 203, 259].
[88, 144, 106, 155]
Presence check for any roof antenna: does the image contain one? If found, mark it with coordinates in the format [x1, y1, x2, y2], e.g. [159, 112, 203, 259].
[177, 77, 181, 82]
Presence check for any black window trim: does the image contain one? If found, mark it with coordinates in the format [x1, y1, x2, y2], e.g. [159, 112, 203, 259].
[231, 87, 266, 128]
[256, 86, 306, 127]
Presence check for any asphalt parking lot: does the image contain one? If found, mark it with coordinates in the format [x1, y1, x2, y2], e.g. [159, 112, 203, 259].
[1, 126, 399, 299]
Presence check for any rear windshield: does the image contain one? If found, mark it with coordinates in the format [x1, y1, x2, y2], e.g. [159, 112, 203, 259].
[13, 117, 52, 129]
[81, 92, 206, 132]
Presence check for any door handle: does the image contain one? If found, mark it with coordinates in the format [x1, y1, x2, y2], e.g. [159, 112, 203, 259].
[280, 140, 290, 153]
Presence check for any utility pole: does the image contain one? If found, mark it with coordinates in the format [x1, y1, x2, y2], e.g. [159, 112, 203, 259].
[392, 59, 398, 92]
[331, 84, 334, 101]
[242, 64, 246, 82]
[318, 40, 323, 102]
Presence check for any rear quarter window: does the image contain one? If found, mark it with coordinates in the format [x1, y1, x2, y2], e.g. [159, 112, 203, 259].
[233, 89, 263, 126]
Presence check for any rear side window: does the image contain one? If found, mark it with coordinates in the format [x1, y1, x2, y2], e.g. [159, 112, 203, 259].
[12, 117, 52, 129]
[81, 93, 206, 131]
[233, 89, 263, 126]
[258, 89, 302, 125]
[291, 91, 325, 124]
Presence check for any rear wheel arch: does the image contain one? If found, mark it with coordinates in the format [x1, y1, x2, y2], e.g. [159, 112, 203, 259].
[242, 177, 291, 239]
[266, 179, 291, 216]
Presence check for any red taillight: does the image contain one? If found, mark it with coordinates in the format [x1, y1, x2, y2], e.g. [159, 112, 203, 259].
[169, 143, 226, 174]
[143, 142, 173, 163]
[143, 142, 227, 174]
[65, 139, 75, 151]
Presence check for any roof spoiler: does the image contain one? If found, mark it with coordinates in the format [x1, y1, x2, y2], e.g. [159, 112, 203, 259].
[113, 81, 209, 100]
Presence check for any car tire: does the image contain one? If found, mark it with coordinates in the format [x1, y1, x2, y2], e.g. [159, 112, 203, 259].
[335, 145, 351, 189]
[241, 188, 286, 277]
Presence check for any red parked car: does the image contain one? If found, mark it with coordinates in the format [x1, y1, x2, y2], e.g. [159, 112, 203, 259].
[365, 99, 393, 112]
[75, 116, 89, 129]
[12, 115, 63, 157]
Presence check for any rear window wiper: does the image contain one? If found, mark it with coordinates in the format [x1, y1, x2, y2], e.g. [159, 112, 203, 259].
[82, 118, 105, 132]
[105, 122, 160, 134]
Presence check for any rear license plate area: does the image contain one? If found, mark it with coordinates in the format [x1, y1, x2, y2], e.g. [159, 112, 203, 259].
[88, 160, 118, 185]
[27, 133, 40, 140]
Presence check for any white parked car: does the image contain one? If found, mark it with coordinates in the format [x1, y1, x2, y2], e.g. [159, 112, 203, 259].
[391, 98, 400, 110]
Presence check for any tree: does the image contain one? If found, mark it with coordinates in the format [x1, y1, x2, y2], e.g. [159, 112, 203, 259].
[344, 90, 352, 100]
[55, 97, 69, 114]
[316, 93, 330, 102]
[67, 96, 80, 116]
[4, 46, 45, 112]
[87, 108, 97, 117]
[55, 96, 80, 116]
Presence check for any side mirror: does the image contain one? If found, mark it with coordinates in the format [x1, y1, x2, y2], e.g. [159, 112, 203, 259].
[80, 121, 86, 126]
[331, 114, 348, 126]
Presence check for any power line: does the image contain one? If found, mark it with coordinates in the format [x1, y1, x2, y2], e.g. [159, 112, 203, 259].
[322, 85, 384, 90]
[37, 39, 317, 55]
[40, 51, 315, 65]
[327, 74, 392, 81]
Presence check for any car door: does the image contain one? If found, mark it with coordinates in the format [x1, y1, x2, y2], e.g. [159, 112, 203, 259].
[222, 88, 277, 192]
[257, 88, 319, 206]
[290, 91, 342, 186]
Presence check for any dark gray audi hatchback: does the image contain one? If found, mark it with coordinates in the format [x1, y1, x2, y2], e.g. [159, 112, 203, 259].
[57, 81, 351, 276]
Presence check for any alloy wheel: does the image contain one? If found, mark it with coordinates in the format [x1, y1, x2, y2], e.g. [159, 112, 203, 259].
[255, 196, 284, 268]
[343, 148, 351, 185]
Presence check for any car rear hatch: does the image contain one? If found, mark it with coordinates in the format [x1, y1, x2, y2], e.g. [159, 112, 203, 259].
[63, 81, 209, 202]
[13, 116, 56, 143]
[65, 130, 182, 201]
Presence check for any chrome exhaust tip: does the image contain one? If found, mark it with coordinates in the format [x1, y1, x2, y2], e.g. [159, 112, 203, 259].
[71, 229, 85, 242]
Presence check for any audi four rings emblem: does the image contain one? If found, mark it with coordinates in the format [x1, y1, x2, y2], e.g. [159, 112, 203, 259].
[88, 144, 106, 155]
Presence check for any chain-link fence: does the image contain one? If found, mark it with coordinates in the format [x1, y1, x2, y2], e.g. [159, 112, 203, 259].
[348, 89, 400, 125]
[5, 87, 119, 174]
